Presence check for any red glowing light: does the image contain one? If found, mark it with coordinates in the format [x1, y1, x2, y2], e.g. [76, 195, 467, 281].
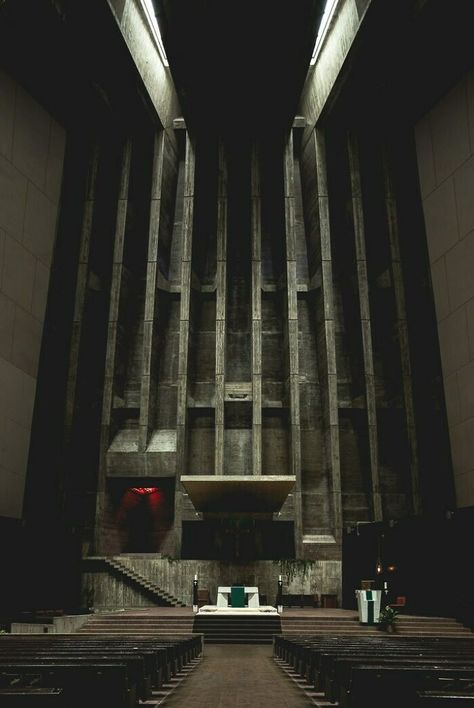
[130, 487, 159, 495]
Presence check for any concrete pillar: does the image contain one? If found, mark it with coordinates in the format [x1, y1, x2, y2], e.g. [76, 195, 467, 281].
[94, 138, 132, 553]
[347, 132, 382, 522]
[215, 140, 227, 476]
[251, 143, 262, 475]
[313, 128, 342, 542]
[284, 131, 303, 554]
[174, 132, 195, 554]
[65, 142, 101, 435]
[383, 149, 422, 515]
[139, 132, 166, 452]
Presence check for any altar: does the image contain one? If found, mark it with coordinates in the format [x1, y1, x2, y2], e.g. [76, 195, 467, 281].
[217, 586, 259, 608]
[197, 584, 279, 615]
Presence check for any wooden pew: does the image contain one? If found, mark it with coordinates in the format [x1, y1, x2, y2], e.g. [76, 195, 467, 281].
[343, 664, 474, 708]
[417, 691, 474, 706]
[0, 633, 203, 706]
[274, 635, 474, 708]
[0, 688, 64, 707]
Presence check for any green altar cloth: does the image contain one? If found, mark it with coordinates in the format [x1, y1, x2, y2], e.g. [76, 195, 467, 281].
[230, 586, 245, 608]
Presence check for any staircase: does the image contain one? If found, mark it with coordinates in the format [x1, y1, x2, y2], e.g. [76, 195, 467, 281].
[103, 557, 186, 608]
[192, 614, 282, 644]
[76, 610, 195, 636]
[281, 614, 474, 638]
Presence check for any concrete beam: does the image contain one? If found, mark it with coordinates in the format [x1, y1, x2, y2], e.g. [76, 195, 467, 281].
[300, 0, 372, 147]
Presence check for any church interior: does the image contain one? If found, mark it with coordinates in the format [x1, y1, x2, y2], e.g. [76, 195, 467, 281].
[1, 0, 474, 705]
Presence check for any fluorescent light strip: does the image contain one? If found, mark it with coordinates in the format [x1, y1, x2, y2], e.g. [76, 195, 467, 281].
[138, 0, 169, 67]
[310, 0, 340, 65]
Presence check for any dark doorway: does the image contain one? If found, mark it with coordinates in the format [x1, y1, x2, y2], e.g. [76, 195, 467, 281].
[107, 479, 175, 552]
[182, 519, 295, 560]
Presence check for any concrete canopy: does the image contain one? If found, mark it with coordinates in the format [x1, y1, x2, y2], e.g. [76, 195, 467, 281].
[180, 475, 296, 512]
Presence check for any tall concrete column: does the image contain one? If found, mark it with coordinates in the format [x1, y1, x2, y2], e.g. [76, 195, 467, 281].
[347, 132, 382, 522]
[95, 138, 132, 552]
[383, 149, 422, 515]
[215, 140, 227, 476]
[174, 132, 195, 554]
[251, 144, 262, 475]
[284, 131, 303, 554]
[139, 132, 166, 453]
[65, 143, 101, 436]
[312, 128, 342, 542]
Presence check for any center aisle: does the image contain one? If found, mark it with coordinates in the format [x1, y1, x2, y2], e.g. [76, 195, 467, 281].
[161, 644, 313, 707]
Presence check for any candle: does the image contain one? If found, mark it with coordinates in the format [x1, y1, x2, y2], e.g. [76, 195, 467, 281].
[278, 575, 282, 582]
[194, 574, 198, 581]
[383, 582, 387, 589]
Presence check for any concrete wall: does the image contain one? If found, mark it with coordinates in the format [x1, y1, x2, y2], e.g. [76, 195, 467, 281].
[84, 556, 342, 609]
[415, 72, 474, 508]
[0, 69, 65, 518]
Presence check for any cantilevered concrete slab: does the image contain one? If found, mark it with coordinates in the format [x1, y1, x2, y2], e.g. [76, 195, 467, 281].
[180, 475, 295, 512]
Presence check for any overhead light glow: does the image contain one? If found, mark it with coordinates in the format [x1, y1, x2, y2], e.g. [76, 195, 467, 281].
[131, 487, 159, 495]
[139, 0, 169, 67]
[310, 0, 340, 66]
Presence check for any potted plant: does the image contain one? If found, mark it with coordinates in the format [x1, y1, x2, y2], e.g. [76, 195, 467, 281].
[378, 605, 399, 632]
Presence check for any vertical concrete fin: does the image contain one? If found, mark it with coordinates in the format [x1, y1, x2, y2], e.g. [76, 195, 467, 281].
[215, 139, 227, 476]
[314, 128, 342, 542]
[139, 132, 166, 452]
[347, 131, 382, 522]
[284, 131, 302, 552]
[383, 148, 422, 515]
[251, 142, 262, 475]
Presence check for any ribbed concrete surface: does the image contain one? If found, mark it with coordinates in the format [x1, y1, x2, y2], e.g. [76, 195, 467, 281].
[159, 644, 314, 707]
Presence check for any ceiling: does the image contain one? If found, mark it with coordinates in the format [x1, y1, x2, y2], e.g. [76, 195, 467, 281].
[153, 0, 325, 136]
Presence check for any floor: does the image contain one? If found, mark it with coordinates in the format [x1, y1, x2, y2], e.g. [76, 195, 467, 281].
[99, 606, 359, 617]
[159, 644, 314, 707]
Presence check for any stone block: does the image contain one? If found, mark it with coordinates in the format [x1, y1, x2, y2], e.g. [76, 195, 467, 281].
[45, 119, 66, 203]
[444, 372, 461, 427]
[430, 78, 470, 184]
[457, 360, 474, 422]
[11, 305, 43, 377]
[0, 291, 15, 360]
[31, 259, 50, 322]
[467, 299, 474, 360]
[23, 181, 58, 266]
[430, 256, 451, 321]
[0, 69, 16, 161]
[0, 465, 25, 519]
[438, 307, 470, 377]
[1, 415, 31, 476]
[453, 155, 474, 240]
[422, 177, 458, 263]
[454, 471, 470, 508]
[449, 417, 474, 476]
[0, 228, 4, 286]
[12, 85, 50, 189]
[445, 230, 474, 310]
[2, 234, 35, 311]
[0, 155, 28, 238]
[414, 115, 436, 198]
[0, 357, 35, 428]
[467, 68, 474, 157]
